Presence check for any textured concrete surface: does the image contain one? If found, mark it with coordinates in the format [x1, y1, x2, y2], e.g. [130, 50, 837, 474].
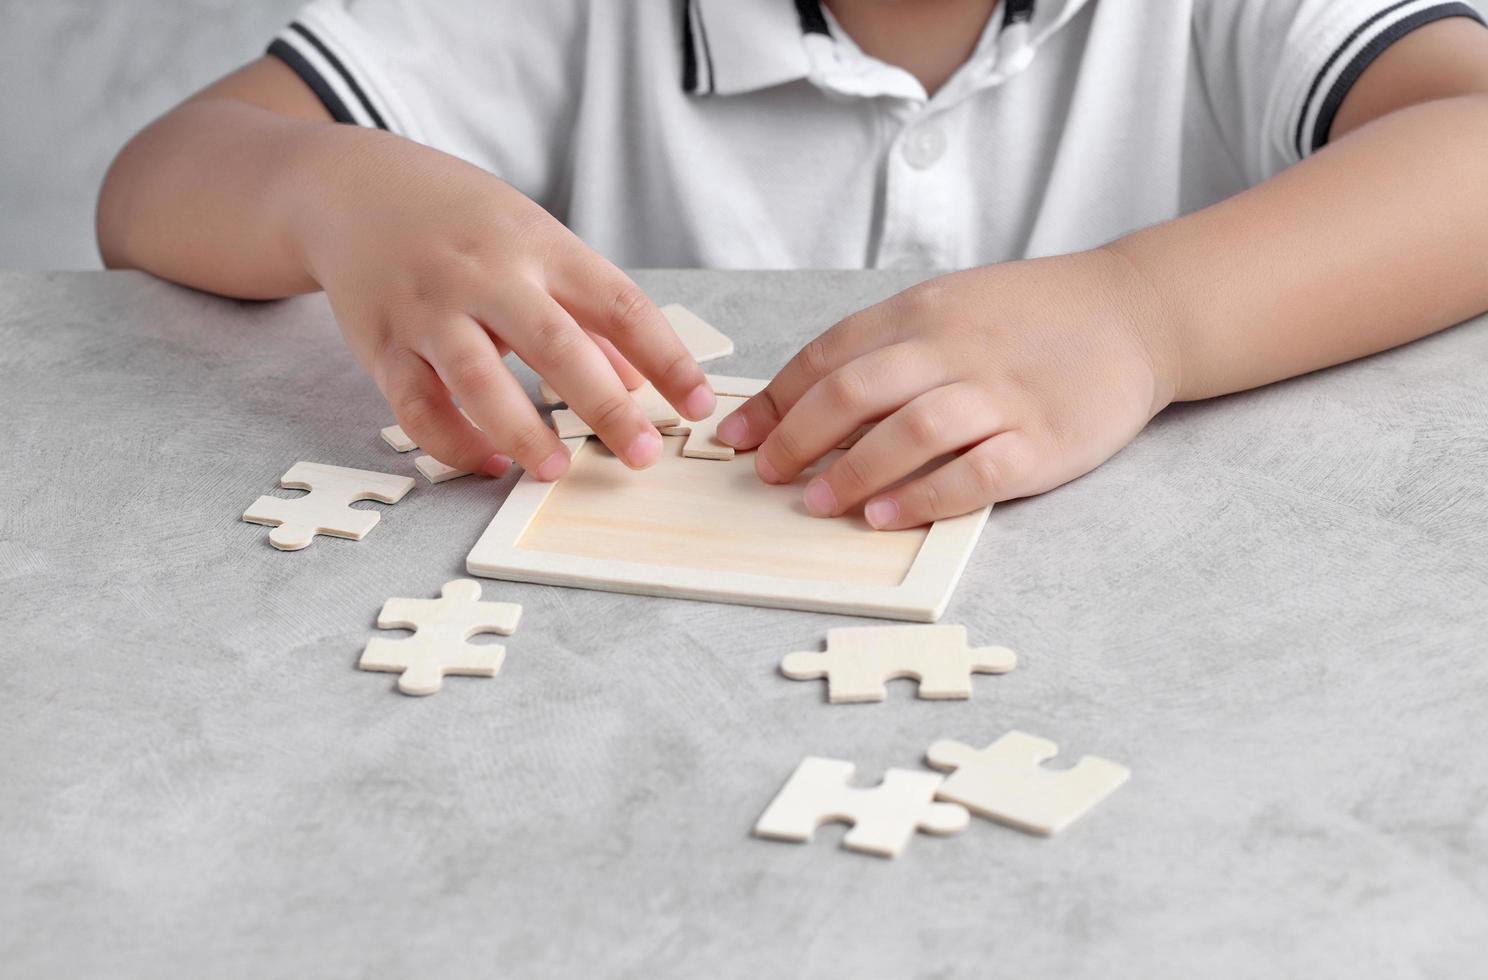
[2, 269, 1487, 978]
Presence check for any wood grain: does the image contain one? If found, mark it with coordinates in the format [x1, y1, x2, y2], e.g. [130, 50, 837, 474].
[517, 436, 928, 585]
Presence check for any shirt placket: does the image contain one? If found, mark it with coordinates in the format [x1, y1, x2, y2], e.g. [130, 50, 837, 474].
[876, 104, 956, 270]
[805, 10, 1038, 270]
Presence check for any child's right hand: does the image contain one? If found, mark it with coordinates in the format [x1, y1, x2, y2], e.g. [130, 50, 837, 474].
[294, 131, 715, 480]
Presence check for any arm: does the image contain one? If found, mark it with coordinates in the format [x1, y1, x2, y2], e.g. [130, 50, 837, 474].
[98, 57, 338, 298]
[717, 20, 1488, 528]
[1112, 18, 1488, 402]
[97, 58, 714, 480]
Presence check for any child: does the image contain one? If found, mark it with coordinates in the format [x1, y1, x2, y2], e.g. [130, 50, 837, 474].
[97, 0, 1488, 529]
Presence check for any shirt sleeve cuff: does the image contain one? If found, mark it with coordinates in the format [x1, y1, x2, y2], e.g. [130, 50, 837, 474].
[266, 16, 395, 132]
[1287, 1, 1486, 161]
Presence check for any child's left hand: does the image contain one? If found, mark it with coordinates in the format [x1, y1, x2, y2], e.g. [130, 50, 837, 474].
[716, 249, 1179, 529]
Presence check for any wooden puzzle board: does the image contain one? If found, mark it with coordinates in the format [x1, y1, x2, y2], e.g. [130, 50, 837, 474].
[519, 436, 926, 586]
[467, 426, 989, 621]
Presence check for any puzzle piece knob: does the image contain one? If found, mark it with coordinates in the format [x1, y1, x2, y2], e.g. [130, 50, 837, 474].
[267, 522, 316, 551]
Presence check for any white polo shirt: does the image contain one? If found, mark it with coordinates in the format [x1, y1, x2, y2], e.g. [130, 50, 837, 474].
[269, 0, 1485, 270]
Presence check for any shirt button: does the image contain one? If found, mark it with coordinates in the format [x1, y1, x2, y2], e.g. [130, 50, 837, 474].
[902, 125, 946, 170]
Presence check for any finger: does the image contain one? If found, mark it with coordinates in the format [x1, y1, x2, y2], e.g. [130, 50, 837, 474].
[546, 246, 714, 420]
[423, 317, 571, 481]
[489, 292, 663, 469]
[754, 342, 943, 486]
[716, 305, 896, 451]
[863, 431, 1042, 530]
[533, 334, 636, 404]
[589, 332, 644, 390]
[802, 383, 1000, 517]
[378, 345, 513, 478]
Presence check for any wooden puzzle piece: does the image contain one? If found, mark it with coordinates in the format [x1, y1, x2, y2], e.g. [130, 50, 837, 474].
[415, 455, 470, 484]
[537, 305, 735, 406]
[661, 302, 733, 362]
[382, 411, 481, 482]
[358, 578, 522, 696]
[926, 731, 1130, 836]
[753, 756, 968, 858]
[242, 461, 414, 551]
[381, 424, 416, 452]
[658, 395, 749, 460]
[549, 382, 682, 438]
[379, 409, 475, 454]
[780, 624, 1015, 703]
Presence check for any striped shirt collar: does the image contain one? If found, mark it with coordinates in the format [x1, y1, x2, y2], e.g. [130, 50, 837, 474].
[682, 0, 1081, 97]
[682, 0, 817, 95]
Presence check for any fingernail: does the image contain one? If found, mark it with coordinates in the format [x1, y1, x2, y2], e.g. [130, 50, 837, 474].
[756, 453, 782, 484]
[625, 428, 662, 468]
[865, 498, 899, 529]
[482, 453, 513, 477]
[536, 450, 569, 481]
[682, 383, 716, 420]
[717, 412, 747, 446]
[804, 478, 837, 517]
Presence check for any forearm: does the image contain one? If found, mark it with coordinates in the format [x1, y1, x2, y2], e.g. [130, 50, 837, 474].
[97, 99, 375, 299]
[1110, 93, 1488, 403]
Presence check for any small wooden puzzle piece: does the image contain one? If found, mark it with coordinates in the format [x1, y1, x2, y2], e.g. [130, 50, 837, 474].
[753, 756, 968, 858]
[661, 302, 733, 362]
[358, 578, 522, 696]
[415, 455, 470, 484]
[780, 624, 1016, 703]
[381, 424, 416, 452]
[549, 382, 682, 438]
[242, 461, 414, 551]
[382, 411, 479, 482]
[658, 395, 749, 460]
[926, 731, 1130, 836]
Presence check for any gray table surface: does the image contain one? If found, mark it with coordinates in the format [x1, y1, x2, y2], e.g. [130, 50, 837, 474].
[2, 269, 1486, 978]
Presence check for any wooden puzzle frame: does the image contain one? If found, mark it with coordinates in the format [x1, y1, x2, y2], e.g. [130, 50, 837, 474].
[466, 377, 989, 621]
